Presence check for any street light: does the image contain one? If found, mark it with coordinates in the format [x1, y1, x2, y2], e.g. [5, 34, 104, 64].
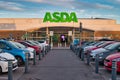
[79, 22, 82, 47]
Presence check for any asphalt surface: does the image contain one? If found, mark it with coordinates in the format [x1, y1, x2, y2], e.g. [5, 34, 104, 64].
[18, 49, 104, 80]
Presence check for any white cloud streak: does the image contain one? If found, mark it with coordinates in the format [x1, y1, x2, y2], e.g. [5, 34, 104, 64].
[24, 0, 114, 10]
[0, 1, 24, 11]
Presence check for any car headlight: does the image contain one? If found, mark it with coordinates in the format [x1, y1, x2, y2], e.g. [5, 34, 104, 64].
[0, 57, 7, 61]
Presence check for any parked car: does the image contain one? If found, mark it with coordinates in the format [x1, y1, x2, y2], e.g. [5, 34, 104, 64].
[0, 49, 18, 74]
[38, 40, 48, 46]
[12, 41, 34, 59]
[26, 40, 44, 52]
[86, 41, 114, 53]
[91, 42, 120, 63]
[0, 40, 30, 66]
[88, 41, 115, 57]
[84, 41, 105, 54]
[104, 52, 120, 72]
[18, 41, 41, 55]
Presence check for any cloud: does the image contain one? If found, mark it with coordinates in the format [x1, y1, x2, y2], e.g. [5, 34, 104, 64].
[24, 0, 113, 10]
[0, 1, 24, 11]
[116, 0, 120, 2]
[0, 12, 7, 15]
[95, 3, 113, 9]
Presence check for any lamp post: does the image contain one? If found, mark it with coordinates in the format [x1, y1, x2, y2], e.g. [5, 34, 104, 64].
[50, 31, 53, 49]
[79, 22, 82, 47]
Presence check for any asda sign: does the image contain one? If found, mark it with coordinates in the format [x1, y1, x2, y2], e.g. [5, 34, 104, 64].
[43, 12, 78, 23]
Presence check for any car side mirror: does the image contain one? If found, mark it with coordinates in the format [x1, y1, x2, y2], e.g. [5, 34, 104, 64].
[6, 46, 11, 50]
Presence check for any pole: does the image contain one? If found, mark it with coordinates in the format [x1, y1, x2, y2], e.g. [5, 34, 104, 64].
[81, 48, 84, 61]
[51, 36, 53, 49]
[87, 53, 90, 65]
[25, 53, 29, 73]
[95, 54, 99, 73]
[39, 52, 41, 60]
[111, 60, 117, 80]
[79, 22, 82, 47]
[33, 51, 36, 65]
[8, 60, 13, 80]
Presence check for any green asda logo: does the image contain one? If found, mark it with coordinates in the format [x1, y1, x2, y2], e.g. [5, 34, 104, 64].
[43, 12, 78, 23]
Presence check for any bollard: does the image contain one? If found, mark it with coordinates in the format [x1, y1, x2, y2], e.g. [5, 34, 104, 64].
[25, 53, 29, 73]
[42, 51, 44, 58]
[77, 47, 81, 56]
[46, 46, 48, 53]
[75, 47, 77, 55]
[81, 48, 84, 61]
[33, 51, 36, 65]
[78, 47, 81, 58]
[111, 60, 117, 80]
[38, 52, 41, 60]
[8, 60, 14, 80]
[95, 54, 99, 74]
[87, 53, 90, 65]
[77, 47, 79, 56]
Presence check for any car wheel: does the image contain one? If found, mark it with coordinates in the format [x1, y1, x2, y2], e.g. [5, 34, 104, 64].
[15, 56, 24, 66]
[0, 66, 2, 74]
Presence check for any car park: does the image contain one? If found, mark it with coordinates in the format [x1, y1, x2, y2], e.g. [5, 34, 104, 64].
[0, 40, 30, 66]
[104, 52, 120, 72]
[0, 49, 18, 74]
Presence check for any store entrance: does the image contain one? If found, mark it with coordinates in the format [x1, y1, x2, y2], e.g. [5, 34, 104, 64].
[59, 34, 68, 47]
[48, 27, 73, 47]
[51, 33, 70, 47]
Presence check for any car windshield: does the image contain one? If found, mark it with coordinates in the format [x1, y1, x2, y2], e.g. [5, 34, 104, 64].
[27, 41, 37, 46]
[104, 43, 120, 50]
[34, 41, 40, 44]
[94, 42, 104, 47]
[88, 42, 97, 46]
[97, 42, 108, 47]
[14, 42, 26, 49]
[24, 42, 33, 46]
[9, 41, 19, 48]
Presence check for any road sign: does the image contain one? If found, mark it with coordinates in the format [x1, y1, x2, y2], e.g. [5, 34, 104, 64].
[50, 31, 53, 36]
[68, 31, 72, 36]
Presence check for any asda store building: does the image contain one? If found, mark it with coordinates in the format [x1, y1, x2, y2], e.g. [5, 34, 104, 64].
[0, 18, 120, 46]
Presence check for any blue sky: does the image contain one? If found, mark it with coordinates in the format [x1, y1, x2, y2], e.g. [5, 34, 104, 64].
[0, 0, 120, 23]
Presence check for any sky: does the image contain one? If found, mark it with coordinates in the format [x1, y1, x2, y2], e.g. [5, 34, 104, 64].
[0, 0, 120, 24]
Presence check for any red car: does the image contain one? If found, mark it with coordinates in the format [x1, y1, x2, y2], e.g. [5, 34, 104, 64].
[104, 52, 120, 72]
[18, 41, 41, 55]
